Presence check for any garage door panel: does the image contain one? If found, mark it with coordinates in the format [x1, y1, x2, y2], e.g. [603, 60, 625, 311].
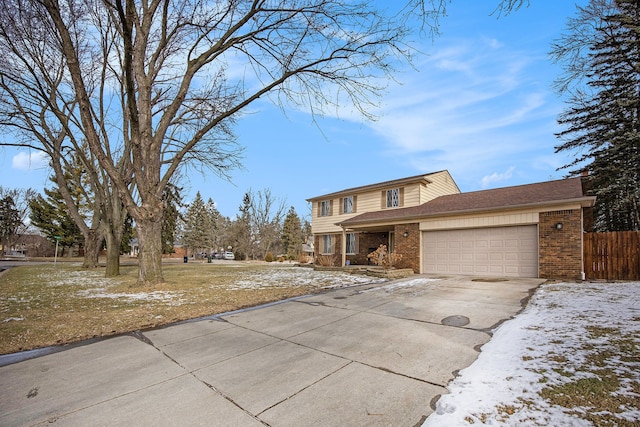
[422, 226, 538, 278]
[504, 239, 518, 248]
[475, 253, 489, 262]
[490, 240, 504, 248]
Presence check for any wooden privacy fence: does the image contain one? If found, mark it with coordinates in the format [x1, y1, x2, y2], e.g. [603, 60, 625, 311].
[584, 231, 640, 280]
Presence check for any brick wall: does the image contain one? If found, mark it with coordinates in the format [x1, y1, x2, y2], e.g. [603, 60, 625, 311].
[313, 229, 421, 270]
[539, 209, 584, 280]
[162, 246, 187, 258]
[314, 234, 341, 266]
[394, 223, 420, 273]
[355, 232, 388, 265]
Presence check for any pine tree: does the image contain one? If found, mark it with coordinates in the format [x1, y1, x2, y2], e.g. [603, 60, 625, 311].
[205, 197, 221, 253]
[29, 189, 83, 256]
[182, 192, 214, 256]
[554, 0, 640, 231]
[161, 184, 184, 254]
[232, 192, 253, 261]
[0, 196, 22, 255]
[281, 206, 304, 260]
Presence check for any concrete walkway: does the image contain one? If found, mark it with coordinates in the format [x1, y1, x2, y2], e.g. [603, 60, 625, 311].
[0, 275, 543, 426]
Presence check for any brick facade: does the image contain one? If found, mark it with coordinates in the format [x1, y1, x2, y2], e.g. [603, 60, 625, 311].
[315, 231, 411, 267]
[354, 232, 388, 265]
[314, 234, 341, 266]
[393, 223, 420, 273]
[316, 211, 587, 279]
[538, 209, 584, 280]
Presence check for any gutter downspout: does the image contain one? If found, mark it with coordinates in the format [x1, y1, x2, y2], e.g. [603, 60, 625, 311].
[581, 208, 586, 281]
[341, 227, 347, 267]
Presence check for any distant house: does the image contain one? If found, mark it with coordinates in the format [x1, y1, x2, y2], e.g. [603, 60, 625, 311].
[128, 239, 187, 259]
[301, 237, 315, 263]
[3, 234, 55, 257]
[307, 171, 595, 281]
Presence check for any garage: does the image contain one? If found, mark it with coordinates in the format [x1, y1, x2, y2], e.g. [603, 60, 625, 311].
[422, 225, 538, 278]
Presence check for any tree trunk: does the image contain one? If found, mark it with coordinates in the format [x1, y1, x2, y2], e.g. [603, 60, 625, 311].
[103, 195, 128, 277]
[136, 217, 164, 285]
[82, 229, 101, 269]
[104, 231, 121, 277]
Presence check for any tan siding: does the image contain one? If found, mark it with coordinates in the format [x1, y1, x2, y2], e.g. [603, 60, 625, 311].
[357, 190, 387, 212]
[420, 211, 540, 231]
[310, 172, 462, 234]
[419, 203, 584, 231]
[403, 184, 421, 206]
[421, 171, 461, 203]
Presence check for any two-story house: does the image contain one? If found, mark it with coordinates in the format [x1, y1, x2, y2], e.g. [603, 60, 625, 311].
[307, 171, 596, 281]
[307, 171, 461, 268]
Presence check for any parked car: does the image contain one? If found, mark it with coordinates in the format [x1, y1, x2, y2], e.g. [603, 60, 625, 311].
[223, 251, 235, 260]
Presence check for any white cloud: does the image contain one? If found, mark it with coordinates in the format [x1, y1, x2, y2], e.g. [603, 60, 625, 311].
[12, 151, 48, 171]
[350, 32, 565, 191]
[480, 166, 516, 188]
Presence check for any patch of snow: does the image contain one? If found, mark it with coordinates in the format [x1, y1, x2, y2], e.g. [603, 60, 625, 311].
[224, 267, 387, 290]
[3, 317, 25, 323]
[42, 270, 113, 288]
[360, 277, 440, 293]
[423, 282, 640, 427]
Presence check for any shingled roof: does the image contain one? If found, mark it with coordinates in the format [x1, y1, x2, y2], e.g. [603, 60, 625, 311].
[338, 177, 595, 227]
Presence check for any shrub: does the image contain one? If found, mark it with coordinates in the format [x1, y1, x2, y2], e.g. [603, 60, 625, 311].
[265, 252, 274, 262]
[315, 254, 338, 267]
[297, 254, 312, 264]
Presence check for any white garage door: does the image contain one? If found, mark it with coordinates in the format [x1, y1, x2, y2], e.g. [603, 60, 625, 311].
[422, 226, 538, 278]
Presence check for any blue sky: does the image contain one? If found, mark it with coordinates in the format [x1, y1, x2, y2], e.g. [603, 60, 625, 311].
[0, 1, 588, 221]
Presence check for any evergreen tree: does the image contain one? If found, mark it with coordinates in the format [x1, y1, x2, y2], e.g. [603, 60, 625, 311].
[281, 206, 304, 259]
[205, 197, 221, 253]
[0, 187, 38, 255]
[182, 192, 214, 256]
[29, 190, 83, 256]
[0, 196, 22, 255]
[553, 0, 640, 231]
[27, 163, 100, 261]
[162, 184, 184, 254]
[231, 192, 253, 261]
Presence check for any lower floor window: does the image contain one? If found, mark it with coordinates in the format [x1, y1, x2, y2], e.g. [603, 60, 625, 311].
[345, 233, 356, 255]
[322, 235, 333, 254]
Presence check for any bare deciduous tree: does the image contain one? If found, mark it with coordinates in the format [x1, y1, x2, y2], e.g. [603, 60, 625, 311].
[0, 0, 529, 285]
[249, 188, 286, 259]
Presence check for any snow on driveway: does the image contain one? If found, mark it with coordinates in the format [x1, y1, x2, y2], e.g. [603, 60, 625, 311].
[424, 281, 640, 426]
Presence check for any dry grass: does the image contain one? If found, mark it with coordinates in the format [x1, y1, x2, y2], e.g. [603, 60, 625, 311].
[539, 326, 640, 427]
[0, 262, 378, 355]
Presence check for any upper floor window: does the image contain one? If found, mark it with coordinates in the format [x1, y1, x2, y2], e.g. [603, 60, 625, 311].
[320, 200, 331, 216]
[386, 188, 400, 208]
[341, 196, 354, 214]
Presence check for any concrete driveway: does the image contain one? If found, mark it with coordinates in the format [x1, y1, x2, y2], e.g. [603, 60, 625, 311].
[0, 275, 543, 426]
